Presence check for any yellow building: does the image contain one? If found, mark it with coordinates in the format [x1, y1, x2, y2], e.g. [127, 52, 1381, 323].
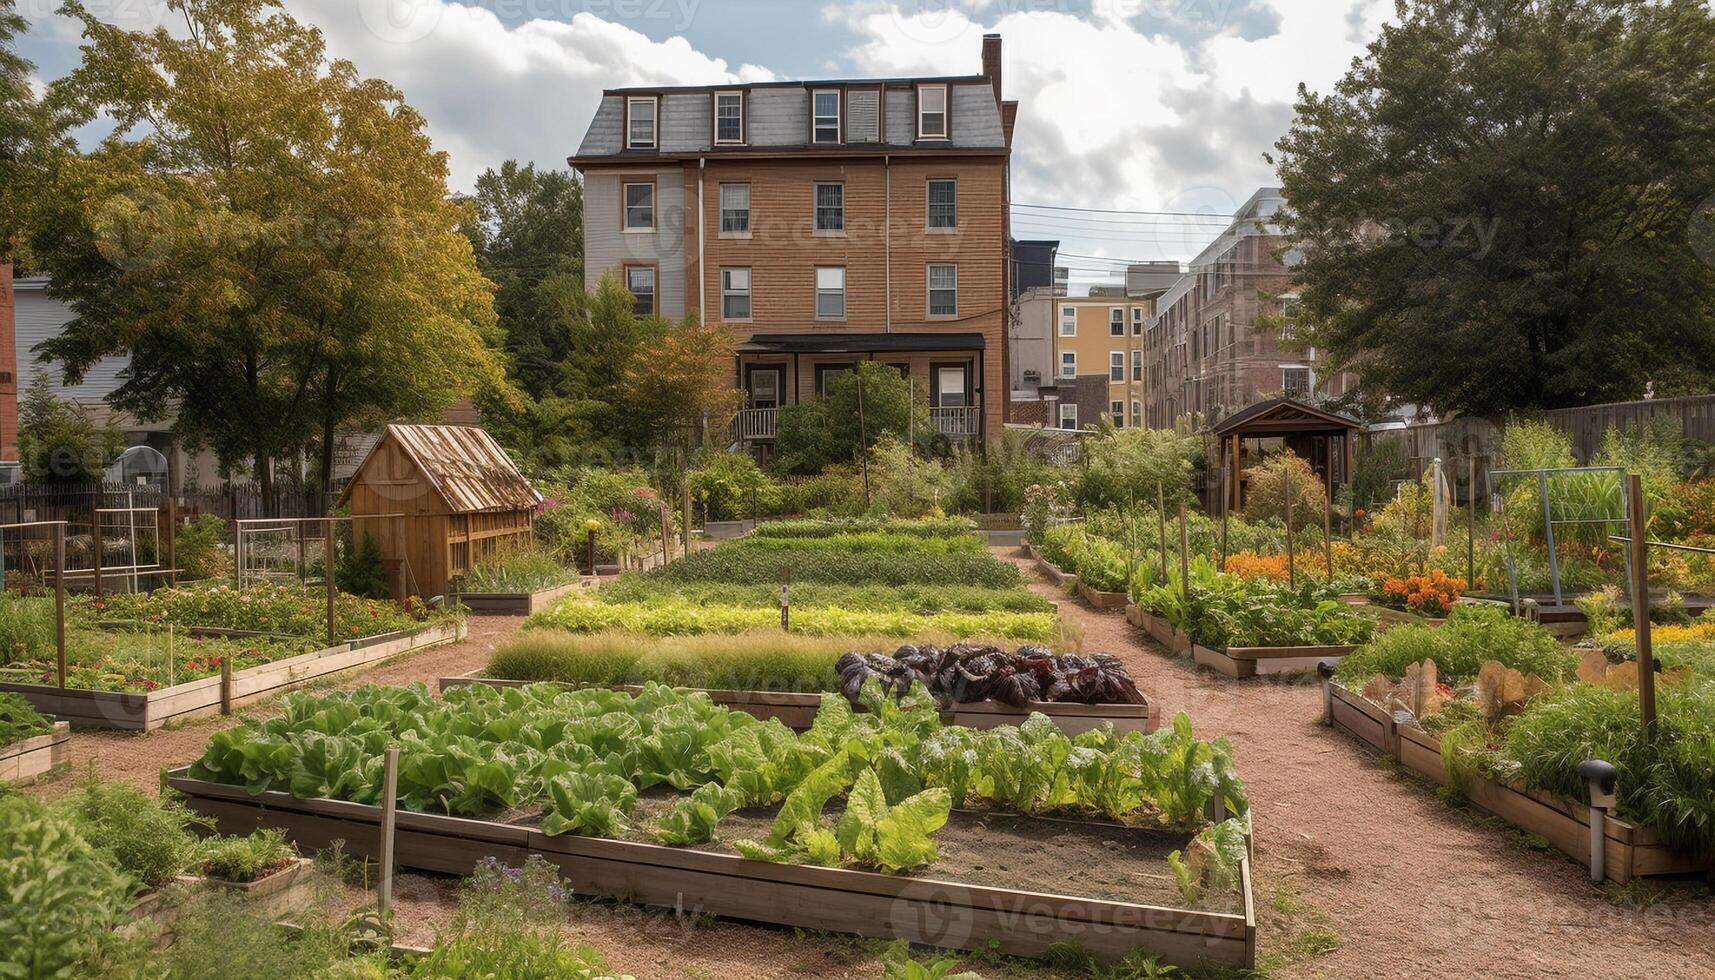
[1053, 294, 1151, 429]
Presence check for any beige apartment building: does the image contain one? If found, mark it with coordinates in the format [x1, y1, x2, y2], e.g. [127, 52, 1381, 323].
[1052, 295, 1151, 430]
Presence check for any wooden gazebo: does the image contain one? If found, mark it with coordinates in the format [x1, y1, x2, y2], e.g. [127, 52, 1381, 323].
[338, 424, 541, 601]
[1212, 399, 1360, 512]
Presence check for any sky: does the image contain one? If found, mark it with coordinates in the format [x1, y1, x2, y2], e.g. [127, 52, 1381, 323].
[14, 0, 1397, 291]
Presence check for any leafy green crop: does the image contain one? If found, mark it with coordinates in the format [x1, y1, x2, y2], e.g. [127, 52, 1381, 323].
[749, 518, 977, 540]
[0, 691, 53, 746]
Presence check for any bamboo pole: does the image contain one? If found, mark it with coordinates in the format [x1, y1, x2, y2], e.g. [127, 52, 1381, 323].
[1626, 474, 1657, 740]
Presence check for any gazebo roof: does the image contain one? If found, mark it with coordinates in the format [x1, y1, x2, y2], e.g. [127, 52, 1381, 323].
[340, 424, 541, 514]
[1212, 398, 1361, 438]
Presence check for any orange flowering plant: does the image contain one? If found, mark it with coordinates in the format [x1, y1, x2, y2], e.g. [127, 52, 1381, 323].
[1376, 569, 1467, 617]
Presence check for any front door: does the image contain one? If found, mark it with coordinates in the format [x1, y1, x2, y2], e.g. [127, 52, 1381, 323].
[746, 366, 785, 409]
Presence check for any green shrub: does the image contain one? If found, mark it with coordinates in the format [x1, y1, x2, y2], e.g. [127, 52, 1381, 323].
[689, 451, 778, 522]
[336, 532, 390, 600]
[0, 691, 53, 746]
[408, 855, 614, 979]
[196, 828, 297, 883]
[159, 877, 384, 980]
[1242, 452, 1328, 533]
[1336, 604, 1575, 683]
[868, 433, 951, 518]
[1072, 422, 1203, 512]
[486, 630, 845, 691]
[944, 431, 1055, 515]
[175, 514, 231, 581]
[57, 778, 203, 889]
[0, 794, 134, 977]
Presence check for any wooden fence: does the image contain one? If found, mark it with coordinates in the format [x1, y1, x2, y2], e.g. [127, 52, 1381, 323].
[1369, 394, 1715, 468]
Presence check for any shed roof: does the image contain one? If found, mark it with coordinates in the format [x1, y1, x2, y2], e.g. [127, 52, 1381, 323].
[1212, 399, 1360, 437]
[343, 424, 540, 514]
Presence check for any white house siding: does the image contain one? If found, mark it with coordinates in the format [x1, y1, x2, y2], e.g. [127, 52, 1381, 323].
[582, 168, 687, 319]
[12, 282, 130, 401]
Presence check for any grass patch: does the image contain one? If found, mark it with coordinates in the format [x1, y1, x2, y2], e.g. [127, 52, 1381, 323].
[485, 630, 847, 691]
[524, 598, 1058, 642]
[596, 578, 1055, 615]
[1254, 883, 1341, 975]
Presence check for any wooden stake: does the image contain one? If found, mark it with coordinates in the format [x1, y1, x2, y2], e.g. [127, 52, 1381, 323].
[1285, 472, 1296, 587]
[164, 490, 178, 588]
[681, 478, 692, 559]
[1157, 483, 1168, 584]
[379, 746, 400, 917]
[54, 523, 66, 690]
[219, 655, 233, 715]
[91, 501, 103, 600]
[1220, 480, 1230, 570]
[324, 519, 336, 646]
[780, 566, 791, 631]
[1626, 474, 1657, 740]
[1323, 490, 1333, 582]
[1178, 502, 1190, 601]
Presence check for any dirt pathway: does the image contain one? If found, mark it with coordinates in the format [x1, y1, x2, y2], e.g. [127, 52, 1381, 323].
[1007, 548, 1714, 979]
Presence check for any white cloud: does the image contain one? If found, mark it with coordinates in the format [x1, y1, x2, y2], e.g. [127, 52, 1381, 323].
[289, 1, 774, 190]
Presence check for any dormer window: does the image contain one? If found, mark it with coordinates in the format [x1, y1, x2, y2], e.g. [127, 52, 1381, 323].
[626, 96, 657, 149]
[812, 89, 841, 144]
[714, 91, 744, 144]
[917, 84, 948, 139]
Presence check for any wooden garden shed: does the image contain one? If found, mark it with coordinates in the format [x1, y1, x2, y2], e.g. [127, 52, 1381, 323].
[339, 424, 541, 601]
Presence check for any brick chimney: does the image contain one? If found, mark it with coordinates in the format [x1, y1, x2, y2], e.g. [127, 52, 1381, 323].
[981, 34, 1003, 104]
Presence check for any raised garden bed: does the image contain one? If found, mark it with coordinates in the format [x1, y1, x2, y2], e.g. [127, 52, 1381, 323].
[177, 856, 317, 910]
[0, 623, 464, 731]
[1127, 604, 1190, 655]
[1076, 581, 1130, 611]
[166, 768, 1255, 970]
[1024, 544, 1078, 590]
[1191, 643, 1357, 679]
[437, 673, 1161, 736]
[1324, 682, 1710, 884]
[455, 580, 588, 616]
[0, 720, 70, 782]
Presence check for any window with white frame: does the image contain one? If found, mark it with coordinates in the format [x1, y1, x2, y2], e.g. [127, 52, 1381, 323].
[622, 182, 654, 230]
[1109, 352, 1125, 382]
[626, 97, 657, 149]
[1060, 306, 1077, 336]
[814, 183, 844, 232]
[1131, 400, 1142, 427]
[1109, 308, 1125, 337]
[928, 264, 958, 316]
[1110, 400, 1125, 425]
[927, 179, 957, 229]
[1131, 350, 1143, 382]
[812, 90, 841, 143]
[816, 267, 846, 320]
[625, 266, 656, 316]
[714, 91, 744, 144]
[1132, 307, 1144, 335]
[937, 366, 968, 408]
[1059, 402, 1079, 430]
[1060, 351, 1076, 378]
[1282, 366, 1312, 399]
[721, 268, 751, 321]
[917, 84, 948, 139]
[719, 183, 750, 234]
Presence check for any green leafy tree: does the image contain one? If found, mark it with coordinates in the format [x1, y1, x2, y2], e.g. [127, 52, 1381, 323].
[1073, 421, 1204, 512]
[17, 372, 122, 482]
[463, 161, 585, 399]
[1274, 0, 1715, 416]
[0, 0, 69, 266]
[30, 0, 508, 507]
[774, 363, 929, 476]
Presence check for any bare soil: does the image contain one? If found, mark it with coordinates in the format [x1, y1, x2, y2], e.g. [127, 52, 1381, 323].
[27, 555, 1715, 978]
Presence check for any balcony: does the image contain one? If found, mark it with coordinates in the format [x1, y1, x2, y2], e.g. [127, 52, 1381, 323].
[932, 406, 981, 441]
[734, 408, 778, 442]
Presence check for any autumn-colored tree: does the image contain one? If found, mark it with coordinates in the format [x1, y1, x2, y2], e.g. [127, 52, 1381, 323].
[0, 0, 69, 265]
[29, 0, 508, 505]
[619, 315, 741, 458]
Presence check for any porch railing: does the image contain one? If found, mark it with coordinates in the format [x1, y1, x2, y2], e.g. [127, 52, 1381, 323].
[932, 406, 981, 440]
[733, 408, 779, 442]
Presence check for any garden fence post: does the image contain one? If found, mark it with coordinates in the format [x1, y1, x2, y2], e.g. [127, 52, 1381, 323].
[165, 489, 178, 588]
[297, 521, 307, 586]
[681, 480, 692, 559]
[379, 746, 399, 918]
[1625, 474, 1657, 740]
[780, 567, 791, 631]
[324, 518, 336, 647]
[91, 500, 103, 601]
[55, 522, 66, 690]
[1539, 472, 1562, 607]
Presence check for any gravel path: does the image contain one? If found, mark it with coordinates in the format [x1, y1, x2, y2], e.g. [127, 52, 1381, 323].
[1004, 548, 1715, 979]
[26, 556, 1715, 978]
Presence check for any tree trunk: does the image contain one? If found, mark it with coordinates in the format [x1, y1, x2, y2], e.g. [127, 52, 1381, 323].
[319, 413, 336, 517]
[255, 450, 275, 518]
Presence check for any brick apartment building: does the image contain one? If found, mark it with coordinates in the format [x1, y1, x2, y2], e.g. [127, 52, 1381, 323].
[571, 35, 1018, 455]
[1143, 188, 1353, 429]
